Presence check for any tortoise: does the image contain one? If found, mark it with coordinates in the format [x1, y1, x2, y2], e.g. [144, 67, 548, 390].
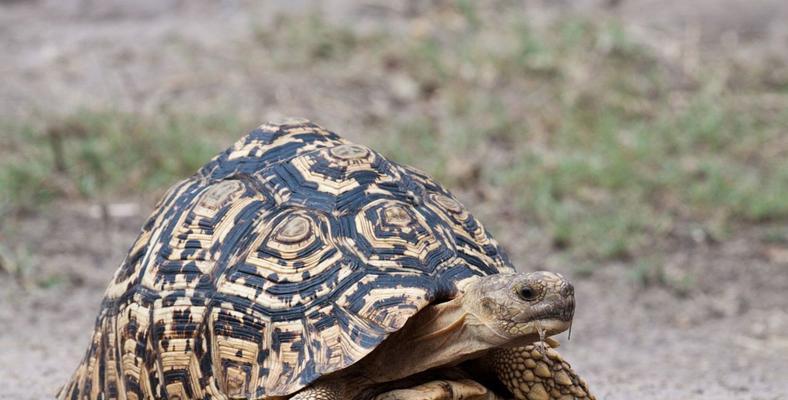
[59, 119, 593, 400]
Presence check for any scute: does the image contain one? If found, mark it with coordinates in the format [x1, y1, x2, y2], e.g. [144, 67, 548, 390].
[59, 120, 515, 400]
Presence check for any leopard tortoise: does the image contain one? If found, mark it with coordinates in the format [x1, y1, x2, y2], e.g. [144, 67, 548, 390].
[60, 119, 593, 400]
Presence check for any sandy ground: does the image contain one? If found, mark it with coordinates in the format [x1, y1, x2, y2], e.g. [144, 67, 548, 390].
[2, 203, 787, 399]
[1, 1, 787, 399]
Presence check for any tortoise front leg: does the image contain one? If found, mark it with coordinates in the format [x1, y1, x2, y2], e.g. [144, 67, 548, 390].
[290, 381, 348, 400]
[291, 377, 502, 400]
[485, 339, 595, 400]
[373, 379, 502, 400]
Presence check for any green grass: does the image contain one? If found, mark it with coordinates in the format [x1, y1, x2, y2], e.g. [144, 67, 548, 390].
[0, 111, 242, 217]
[2, 5, 786, 264]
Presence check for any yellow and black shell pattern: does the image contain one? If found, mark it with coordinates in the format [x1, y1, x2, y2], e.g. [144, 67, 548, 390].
[59, 119, 515, 400]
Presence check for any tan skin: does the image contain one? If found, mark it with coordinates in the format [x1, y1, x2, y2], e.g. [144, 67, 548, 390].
[288, 272, 593, 400]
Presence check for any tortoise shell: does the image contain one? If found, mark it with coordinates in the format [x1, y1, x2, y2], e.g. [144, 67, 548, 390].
[60, 119, 515, 399]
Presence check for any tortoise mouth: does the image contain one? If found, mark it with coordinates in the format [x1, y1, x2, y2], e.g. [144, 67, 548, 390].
[513, 295, 575, 325]
[537, 295, 575, 322]
[501, 298, 574, 345]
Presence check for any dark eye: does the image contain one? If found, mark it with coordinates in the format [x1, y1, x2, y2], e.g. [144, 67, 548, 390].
[518, 286, 536, 301]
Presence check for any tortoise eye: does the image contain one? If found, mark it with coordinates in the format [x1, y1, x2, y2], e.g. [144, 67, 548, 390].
[518, 286, 537, 301]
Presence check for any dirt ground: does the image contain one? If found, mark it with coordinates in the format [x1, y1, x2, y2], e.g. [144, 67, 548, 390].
[3, 203, 787, 400]
[1, 1, 787, 399]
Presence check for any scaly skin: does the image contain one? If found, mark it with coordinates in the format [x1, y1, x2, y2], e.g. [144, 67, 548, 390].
[291, 370, 503, 400]
[372, 379, 502, 400]
[292, 379, 501, 400]
[487, 341, 595, 400]
[289, 382, 344, 400]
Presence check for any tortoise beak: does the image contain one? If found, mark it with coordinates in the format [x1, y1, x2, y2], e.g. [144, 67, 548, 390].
[551, 281, 575, 322]
[538, 280, 574, 322]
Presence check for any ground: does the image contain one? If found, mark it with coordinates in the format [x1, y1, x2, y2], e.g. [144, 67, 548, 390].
[1, 1, 787, 399]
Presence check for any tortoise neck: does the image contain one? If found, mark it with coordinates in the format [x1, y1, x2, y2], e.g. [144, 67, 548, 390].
[351, 294, 508, 384]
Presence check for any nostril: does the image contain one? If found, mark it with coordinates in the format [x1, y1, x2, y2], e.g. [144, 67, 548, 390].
[561, 283, 574, 298]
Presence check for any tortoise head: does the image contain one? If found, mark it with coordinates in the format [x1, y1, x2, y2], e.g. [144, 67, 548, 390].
[340, 271, 575, 385]
[462, 271, 575, 343]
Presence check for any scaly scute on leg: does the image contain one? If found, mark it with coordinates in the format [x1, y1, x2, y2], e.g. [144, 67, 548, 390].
[486, 340, 595, 400]
[373, 379, 503, 400]
[289, 381, 346, 400]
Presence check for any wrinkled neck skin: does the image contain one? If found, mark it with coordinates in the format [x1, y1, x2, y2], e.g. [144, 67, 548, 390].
[347, 292, 538, 385]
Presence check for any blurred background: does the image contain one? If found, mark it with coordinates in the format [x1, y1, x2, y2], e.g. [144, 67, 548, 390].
[0, 1, 786, 399]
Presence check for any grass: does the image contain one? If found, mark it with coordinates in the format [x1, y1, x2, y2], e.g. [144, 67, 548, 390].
[1, 4, 786, 265]
[0, 111, 242, 217]
[0, 236, 35, 287]
[356, 12, 787, 260]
